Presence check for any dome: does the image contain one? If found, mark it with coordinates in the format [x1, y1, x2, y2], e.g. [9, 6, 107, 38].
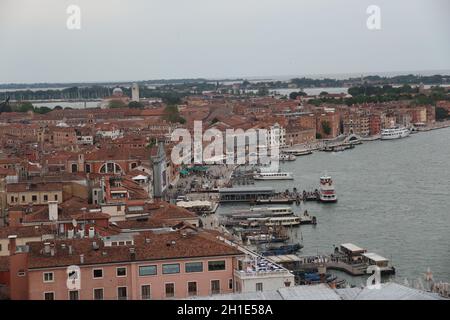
[112, 87, 123, 96]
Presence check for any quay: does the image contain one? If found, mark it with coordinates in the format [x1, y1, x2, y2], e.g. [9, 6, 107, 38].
[266, 243, 396, 277]
[218, 186, 275, 203]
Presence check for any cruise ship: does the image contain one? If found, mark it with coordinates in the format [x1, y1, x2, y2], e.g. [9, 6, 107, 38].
[318, 176, 337, 203]
[381, 126, 410, 140]
[254, 172, 294, 180]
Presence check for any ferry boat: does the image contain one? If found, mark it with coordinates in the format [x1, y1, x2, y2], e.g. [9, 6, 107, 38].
[230, 206, 294, 216]
[381, 126, 410, 140]
[246, 233, 289, 244]
[248, 216, 301, 227]
[318, 176, 337, 203]
[254, 172, 294, 180]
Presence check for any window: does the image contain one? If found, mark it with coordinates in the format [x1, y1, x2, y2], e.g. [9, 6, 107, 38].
[211, 280, 220, 295]
[208, 260, 225, 271]
[54, 195, 58, 201]
[93, 288, 104, 300]
[228, 279, 233, 290]
[165, 283, 175, 298]
[162, 263, 180, 274]
[22, 195, 25, 202]
[93, 268, 103, 279]
[187, 282, 197, 296]
[69, 290, 79, 300]
[116, 267, 127, 277]
[85, 164, 91, 173]
[117, 287, 127, 300]
[139, 265, 157, 276]
[256, 283, 263, 292]
[32, 195, 37, 202]
[44, 292, 54, 300]
[185, 262, 203, 273]
[43, 272, 54, 283]
[141, 285, 151, 300]
[43, 195, 48, 201]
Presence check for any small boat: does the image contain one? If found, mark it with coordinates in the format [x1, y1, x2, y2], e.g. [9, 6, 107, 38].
[279, 154, 296, 161]
[298, 210, 317, 225]
[254, 172, 294, 180]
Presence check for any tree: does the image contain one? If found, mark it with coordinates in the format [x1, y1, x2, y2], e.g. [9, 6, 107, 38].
[34, 106, 52, 114]
[316, 132, 323, 139]
[128, 101, 144, 109]
[108, 100, 127, 108]
[319, 91, 329, 96]
[163, 104, 185, 124]
[289, 91, 307, 100]
[17, 101, 34, 112]
[321, 120, 332, 136]
[436, 107, 449, 121]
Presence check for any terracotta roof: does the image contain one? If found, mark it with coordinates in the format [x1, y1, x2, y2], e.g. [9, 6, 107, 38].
[6, 182, 63, 193]
[0, 225, 54, 239]
[25, 229, 243, 269]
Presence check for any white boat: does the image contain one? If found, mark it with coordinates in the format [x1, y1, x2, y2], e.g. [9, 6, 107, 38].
[381, 126, 410, 140]
[254, 172, 294, 180]
[279, 154, 296, 161]
[248, 216, 301, 227]
[230, 206, 294, 217]
[318, 176, 337, 203]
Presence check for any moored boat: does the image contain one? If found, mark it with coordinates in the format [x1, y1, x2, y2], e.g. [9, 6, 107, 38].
[381, 126, 410, 140]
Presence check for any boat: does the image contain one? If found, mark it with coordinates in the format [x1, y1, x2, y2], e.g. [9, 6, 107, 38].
[254, 172, 294, 180]
[248, 216, 301, 227]
[252, 197, 294, 205]
[318, 176, 337, 203]
[283, 149, 313, 156]
[246, 233, 289, 244]
[381, 126, 410, 140]
[298, 210, 317, 225]
[279, 154, 296, 161]
[260, 243, 303, 256]
[230, 206, 294, 216]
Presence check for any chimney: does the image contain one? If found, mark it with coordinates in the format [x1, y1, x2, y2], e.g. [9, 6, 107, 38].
[80, 254, 84, 264]
[8, 235, 17, 255]
[48, 201, 58, 221]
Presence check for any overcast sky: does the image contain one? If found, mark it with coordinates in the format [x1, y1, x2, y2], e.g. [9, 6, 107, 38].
[1, 0, 449, 83]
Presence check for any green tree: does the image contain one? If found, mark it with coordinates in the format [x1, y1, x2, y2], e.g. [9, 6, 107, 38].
[108, 100, 127, 108]
[436, 107, 449, 121]
[17, 101, 34, 112]
[128, 101, 144, 109]
[316, 132, 323, 139]
[321, 120, 331, 136]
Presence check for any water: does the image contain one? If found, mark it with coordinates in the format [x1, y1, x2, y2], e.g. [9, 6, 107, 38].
[217, 127, 450, 284]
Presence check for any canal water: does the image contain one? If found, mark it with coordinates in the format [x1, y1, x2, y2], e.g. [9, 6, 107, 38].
[217, 127, 450, 284]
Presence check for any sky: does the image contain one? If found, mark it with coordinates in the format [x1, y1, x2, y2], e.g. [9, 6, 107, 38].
[0, 0, 449, 84]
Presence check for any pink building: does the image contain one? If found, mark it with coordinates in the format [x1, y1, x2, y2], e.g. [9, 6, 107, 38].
[8, 228, 245, 300]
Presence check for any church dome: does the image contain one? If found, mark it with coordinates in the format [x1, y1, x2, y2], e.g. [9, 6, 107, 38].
[112, 87, 123, 96]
